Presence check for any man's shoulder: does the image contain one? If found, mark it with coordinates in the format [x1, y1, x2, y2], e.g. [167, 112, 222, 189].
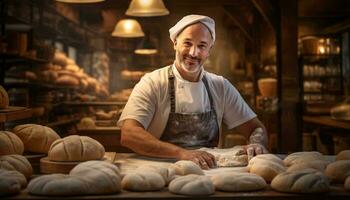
[144, 65, 170, 80]
[204, 70, 225, 84]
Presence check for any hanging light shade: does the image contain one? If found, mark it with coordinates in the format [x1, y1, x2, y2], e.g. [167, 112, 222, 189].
[135, 34, 158, 55]
[126, 0, 169, 17]
[55, 0, 105, 3]
[111, 19, 145, 38]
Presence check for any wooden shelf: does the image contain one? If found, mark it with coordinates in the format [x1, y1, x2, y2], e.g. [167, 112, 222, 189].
[60, 101, 126, 107]
[303, 115, 350, 130]
[77, 127, 121, 135]
[0, 106, 32, 123]
[0, 52, 49, 64]
[46, 117, 81, 128]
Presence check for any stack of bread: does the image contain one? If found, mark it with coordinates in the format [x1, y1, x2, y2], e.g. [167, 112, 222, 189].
[0, 85, 9, 109]
[0, 131, 33, 196]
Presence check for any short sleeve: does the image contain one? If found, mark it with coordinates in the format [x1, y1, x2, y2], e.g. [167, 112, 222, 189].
[117, 75, 157, 129]
[222, 78, 257, 129]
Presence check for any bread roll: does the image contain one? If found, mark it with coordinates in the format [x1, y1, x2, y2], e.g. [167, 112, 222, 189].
[0, 131, 24, 155]
[0, 85, 9, 109]
[28, 174, 89, 196]
[122, 171, 165, 191]
[324, 160, 350, 183]
[0, 169, 27, 196]
[70, 161, 121, 194]
[287, 160, 330, 172]
[53, 51, 67, 67]
[283, 151, 324, 166]
[0, 154, 33, 179]
[211, 172, 266, 192]
[136, 165, 175, 185]
[336, 150, 350, 161]
[13, 124, 60, 153]
[55, 75, 79, 86]
[345, 176, 350, 191]
[169, 160, 204, 176]
[78, 117, 96, 129]
[199, 146, 248, 167]
[271, 169, 330, 193]
[48, 135, 105, 161]
[248, 154, 286, 182]
[168, 174, 215, 196]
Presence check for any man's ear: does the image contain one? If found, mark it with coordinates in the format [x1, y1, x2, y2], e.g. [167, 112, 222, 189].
[173, 39, 177, 50]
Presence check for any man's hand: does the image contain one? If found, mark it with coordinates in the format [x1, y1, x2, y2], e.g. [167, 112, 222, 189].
[243, 143, 268, 160]
[178, 149, 216, 170]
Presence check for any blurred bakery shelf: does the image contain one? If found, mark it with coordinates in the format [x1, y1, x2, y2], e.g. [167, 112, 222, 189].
[46, 117, 81, 128]
[0, 52, 49, 65]
[58, 101, 126, 107]
[0, 106, 32, 123]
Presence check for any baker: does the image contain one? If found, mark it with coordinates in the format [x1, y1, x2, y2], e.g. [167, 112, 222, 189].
[118, 14, 268, 169]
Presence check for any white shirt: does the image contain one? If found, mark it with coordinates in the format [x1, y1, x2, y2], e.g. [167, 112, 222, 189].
[117, 64, 256, 139]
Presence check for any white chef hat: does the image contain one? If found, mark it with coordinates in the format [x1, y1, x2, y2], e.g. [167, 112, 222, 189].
[169, 14, 215, 44]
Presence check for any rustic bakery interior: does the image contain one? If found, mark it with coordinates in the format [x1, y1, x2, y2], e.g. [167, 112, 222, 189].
[1, 0, 350, 199]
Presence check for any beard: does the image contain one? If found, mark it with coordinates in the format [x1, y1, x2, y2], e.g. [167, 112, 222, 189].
[177, 53, 203, 74]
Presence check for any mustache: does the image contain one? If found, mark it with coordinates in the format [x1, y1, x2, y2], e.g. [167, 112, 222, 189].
[184, 55, 200, 61]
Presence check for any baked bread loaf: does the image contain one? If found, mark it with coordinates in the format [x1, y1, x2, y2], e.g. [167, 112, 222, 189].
[324, 160, 350, 183]
[70, 161, 121, 194]
[283, 151, 324, 166]
[168, 174, 215, 196]
[271, 169, 330, 193]
[345, 176, 350, 191]
[287, 160, 330, 172]
[13, 124, 60, 153]
[0, 169, 27, 196]
[248, 154, 286, 182]
[0, 154, 33, 179]
[28, 174, 89, 196]
[169, 160, 204, 176]
[0, 85, 9, 109]
[0, 131, 24, 155]
[48, 135, 105, 162]
[199, 146, 248, 167]
[336, 150, 350, 161]
[78, 117, 96, 129]
[55, 75, 80, 86]
[122, 171, 165, 191]
[211, 172, 266, 192]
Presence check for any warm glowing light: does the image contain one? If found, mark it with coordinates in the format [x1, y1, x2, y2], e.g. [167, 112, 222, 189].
[126, 0, 169, 17]
[111, 19, 145, 38]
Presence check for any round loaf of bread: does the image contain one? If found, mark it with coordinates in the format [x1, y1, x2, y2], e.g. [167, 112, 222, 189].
[13, 124, 60, 153]
[287, 160, 330, 172]
[70, 161, 121, 194]
[28, 174, 89, 196]
[345, 176, 350, 191]
[0, 131, 24, 155]
[271, 169, 330, 193]
[48, 135, 105, 162]
[136, 165, 175, 184]
[248, 154, 286, 182]
[78, 117, 96, 129]
[211, 172, 266, 192]
[324, 160, 350, 183]
[0, 85, 9, 109]
[0, 154, 33, 179]
[169, 160, 204, 176]
[0, 169, 27, 196]
[168, 174, 215, 196]
[283, 151, 324, 166]
[122, 171, 165, 191]
[336, 150, 350, 161]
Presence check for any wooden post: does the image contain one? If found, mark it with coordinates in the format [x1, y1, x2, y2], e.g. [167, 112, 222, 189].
[276, 0, 302, 153]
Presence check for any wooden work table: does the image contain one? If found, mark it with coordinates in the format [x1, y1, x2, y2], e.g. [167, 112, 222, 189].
[4, 153, 350, 200]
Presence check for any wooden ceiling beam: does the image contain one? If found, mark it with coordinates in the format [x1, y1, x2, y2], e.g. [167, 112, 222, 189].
[222, 6, 253, 43]
[250, 0, 276, 30]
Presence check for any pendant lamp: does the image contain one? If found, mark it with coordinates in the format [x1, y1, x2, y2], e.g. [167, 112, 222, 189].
[111, 19, 145, 38]
[126, 0, 169, 17]
[55, 0, 105, 3]
[135, 34, 158, 55]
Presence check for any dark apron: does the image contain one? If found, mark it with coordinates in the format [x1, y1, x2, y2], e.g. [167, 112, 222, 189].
[160, 66, 219, 149]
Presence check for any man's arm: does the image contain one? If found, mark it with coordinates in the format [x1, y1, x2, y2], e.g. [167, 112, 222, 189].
[232, 117, 269, 159]
[120, 119, 216, 169]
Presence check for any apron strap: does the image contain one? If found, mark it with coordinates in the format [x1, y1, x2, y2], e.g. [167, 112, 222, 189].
[168, 66, 176, 113]
[168, 66, 216, 112]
